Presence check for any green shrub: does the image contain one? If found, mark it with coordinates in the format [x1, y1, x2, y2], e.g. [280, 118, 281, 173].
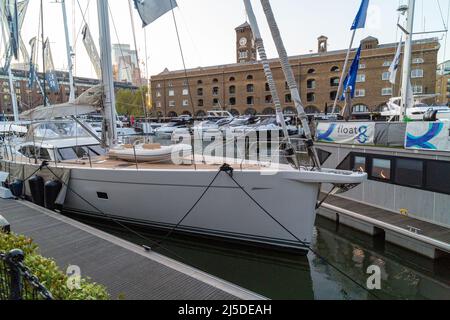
[0, 232, 109, 300]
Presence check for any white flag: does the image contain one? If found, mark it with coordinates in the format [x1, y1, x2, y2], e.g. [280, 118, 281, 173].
[389, 36, 402, 85]
[133, 0, 177, 27]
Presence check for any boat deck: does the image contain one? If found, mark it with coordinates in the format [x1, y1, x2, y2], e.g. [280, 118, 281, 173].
[0, 198, 265, 300]
[321, 194, 450, 259]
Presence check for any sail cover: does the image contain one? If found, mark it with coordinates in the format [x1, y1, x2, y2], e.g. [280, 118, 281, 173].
[20, 85, 104, 120]
[133, 0, 177, 27]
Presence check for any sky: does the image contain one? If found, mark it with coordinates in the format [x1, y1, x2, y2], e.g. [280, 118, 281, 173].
[10, 0, 450, 80]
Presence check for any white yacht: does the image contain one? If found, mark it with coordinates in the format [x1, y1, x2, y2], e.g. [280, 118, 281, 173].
[381, 96, 450, 121]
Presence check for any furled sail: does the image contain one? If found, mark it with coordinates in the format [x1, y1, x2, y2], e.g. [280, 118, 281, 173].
[20, 85, 104, 120]
[133, 0, 177, 27]
[82, 24, 102, 79]
[44, 38, 60, 93]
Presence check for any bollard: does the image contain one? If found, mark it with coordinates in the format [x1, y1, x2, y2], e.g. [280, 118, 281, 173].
[5, 249, 24, 300]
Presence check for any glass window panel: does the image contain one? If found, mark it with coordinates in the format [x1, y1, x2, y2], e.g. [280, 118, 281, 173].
[354, 156, 367, 172]
[372, 158, 391, 180]
[395, 158, 423, 187]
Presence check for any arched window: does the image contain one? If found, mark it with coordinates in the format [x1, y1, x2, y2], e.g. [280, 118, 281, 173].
[182, 111, 192, 116]
[246, 84, 254, 93]
[330, 77, 340, 87]
[307, 79, 316, 89]
[246, 75, 254, 80]
[330, 91, 338, 100]
[229, 97, 236, 106]
[262, 107, 275, 115]
[229, 76, 236, 82]
[307, 92, 315, 102]
[230, 109, 240, 116]
[229, 85, 236, 94]
[305, 106, 320, 114]
[265, 95, 273, 103]
[212, 78, 219, 83]
[244, 108, 257, 115]
[197, 80, 203, 85]
[196, 110, 206, 117]
[326, 105, 341, 114]
[353, 104, 369, 113]
[307, 68, 316, 74]
[247, 96, 254, 105]
[330, 66, 340, 72]
[283, 107, 296, 115]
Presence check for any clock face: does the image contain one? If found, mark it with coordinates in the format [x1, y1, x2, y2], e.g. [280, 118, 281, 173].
[239, 37, 247, 46]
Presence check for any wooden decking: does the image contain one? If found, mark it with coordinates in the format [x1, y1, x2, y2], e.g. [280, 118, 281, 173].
[0, 198, 265, 300]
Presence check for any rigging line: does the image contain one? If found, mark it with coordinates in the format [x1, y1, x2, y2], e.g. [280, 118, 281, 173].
[169, 0, 196, 118]
[73, 0, 91, 48]
[443, 0, 450, 61]
[41, 164, 189, 264]
[436, 0, 448, 30]
[127, 0, 148, 119]
[222, 170, 381, 300]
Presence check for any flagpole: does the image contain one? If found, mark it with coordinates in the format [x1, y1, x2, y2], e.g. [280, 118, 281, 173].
[400, 0, 415, 122]
[331, 28, 356, 115]
[40, 0, 47, 107]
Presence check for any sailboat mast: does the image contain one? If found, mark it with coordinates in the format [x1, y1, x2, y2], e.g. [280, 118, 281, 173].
[400, 0, 416, 121]
[61, 0, 75, 102]
[259, 0, 321, 169]
[40, 0, 47, 106]
[97, 0, 118, 146]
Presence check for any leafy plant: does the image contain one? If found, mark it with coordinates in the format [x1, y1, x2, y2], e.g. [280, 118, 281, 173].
[0, 232, 109, 300]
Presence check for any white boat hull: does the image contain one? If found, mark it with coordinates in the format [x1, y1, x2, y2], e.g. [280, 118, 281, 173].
[62, 167, 322, 250]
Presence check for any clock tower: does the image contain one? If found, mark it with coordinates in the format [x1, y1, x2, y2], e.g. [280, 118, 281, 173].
[235, 22, 256, 63]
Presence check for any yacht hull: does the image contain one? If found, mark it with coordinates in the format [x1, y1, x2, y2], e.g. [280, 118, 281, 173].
[62, 167, 321, 250]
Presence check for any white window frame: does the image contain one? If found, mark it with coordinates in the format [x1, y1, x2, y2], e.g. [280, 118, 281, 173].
[169, 100, 175, 107]
[356, 74, 366, 83]
[383, 60, 392, 67]
[168, 89, 175, 97]
[412, 85, 423, 94]
[382, 72, 391, 81]
[355, 89, 366, 97]
[182, 99, 189, 107]
[411, 69, 424, 78]
[412, 58, 424, 64]
[381, 87, 393, 96]
[182, 88, 189, 96]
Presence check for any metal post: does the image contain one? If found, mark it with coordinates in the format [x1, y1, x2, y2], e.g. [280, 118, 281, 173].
[6, 249, 24, 300]
[400, 0, 416, 121]
[331, 29, 356, 115]
[61, 0, 76, 102]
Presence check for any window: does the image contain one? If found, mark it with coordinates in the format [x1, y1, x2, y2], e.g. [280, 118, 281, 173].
[197, 80, 203, 85]
[168, 81, 173, 87]
[330, 77, 339, 87]
[198, 99, 204, 107]
[182, 99, 189, 107]
[383, 60, 392, 67]
[354, 156, 366, 172]
[239, 51, 248, 59]
[285, 82, 289, 90]
[356, 74, 366, 82]
[381, 88, 393, 96]
[307, 92, 315, 102]
[229, 85, 236, 94]
[247, 96, 254, 105]
[168, 89, 175, 96]
[213, 98, 219, 106]
[382, 72, 390, 81]
[413, 85, 423, 94]
[197, 88, 203, 96]
[182, 88, 189, 96]
[329, 91, 337, 100]
[229, 97, 236, 106]
[412, 58, 424, 64]
[353, 104, 368, 112]
[212, 87, 219, 95]
[246, 75, 253, 80]
[307, 68, 316, 74]
[355, 89, 366, 98]
[316, 149, 332, 165]
[169, 100, 175, 107]
[395, 158, 423, 188]
[359, 63, 366, 69]
[58, 147, 78, 161]
[156, 101, 162, 108]
[307, 79, 316, 89]
[371, 158, 391, 181]
[411, 69, 423, 78]
[330, 66, 340, 72]
[183, 80, 189, 86]
[156, 83, 162, 88]
[285, 94, 292, 103]
[265, 95, 273, 103]
[265, 83, 270, 91]
[426, 161, 450, 194]
[246, 84, 254, 93]
[213, 78, 219, 83]
[156, 91, 161, 97]
[229, 77, 235, 82]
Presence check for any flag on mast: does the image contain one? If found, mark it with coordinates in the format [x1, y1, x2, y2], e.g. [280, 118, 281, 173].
[82, 24, 102, 79]
[133, 0, 177, 27]
[27, 36, 36, 89]
[351, 0, 370, 30]
[389, 36, 402, 84]
[44, 38, 60, 93]
[340, 45, 362, 100]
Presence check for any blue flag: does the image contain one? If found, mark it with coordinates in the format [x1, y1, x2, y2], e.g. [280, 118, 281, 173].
[134, 0, 177, 27]
[351, 0, 370, 30]
[340, 45, 362, 101]
[43, 39, 60, 93]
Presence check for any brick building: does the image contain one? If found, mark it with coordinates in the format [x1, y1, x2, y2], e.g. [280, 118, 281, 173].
[436, 60, 450, 105]
[0, 69, 136, 118]
[150, 22, 440, 118]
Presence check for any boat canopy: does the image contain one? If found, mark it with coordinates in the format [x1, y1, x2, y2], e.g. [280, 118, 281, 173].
[20, 85, 103, 121]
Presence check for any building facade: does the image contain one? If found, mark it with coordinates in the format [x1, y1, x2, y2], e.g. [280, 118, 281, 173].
[0, 69, 136, 117]
[150, 23, 440, 118]
[112, 44, 142, 86]
[436, 60, 450, 105]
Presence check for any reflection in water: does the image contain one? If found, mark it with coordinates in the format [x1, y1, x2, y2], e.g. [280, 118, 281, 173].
[71, 213, 450, 300]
